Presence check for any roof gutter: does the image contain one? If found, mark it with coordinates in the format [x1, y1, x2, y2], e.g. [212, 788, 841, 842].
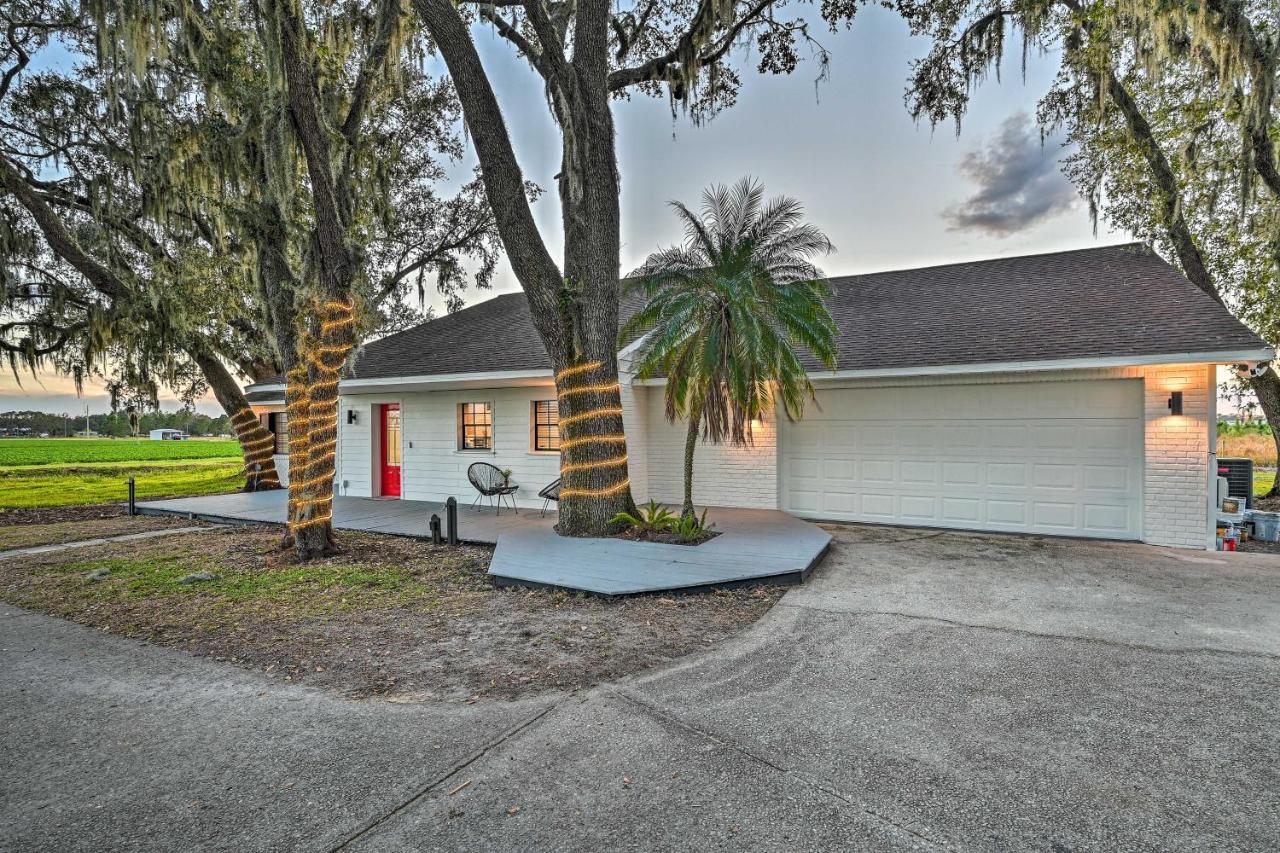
[632, 347, 1276, 386]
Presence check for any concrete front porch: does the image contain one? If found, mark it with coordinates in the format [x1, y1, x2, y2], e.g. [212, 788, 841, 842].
[136, 491, 832, 595]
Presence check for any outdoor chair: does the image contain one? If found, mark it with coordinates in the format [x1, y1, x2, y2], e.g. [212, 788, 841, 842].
[467, 462, 519, 515]
[538, 477, 561, 517]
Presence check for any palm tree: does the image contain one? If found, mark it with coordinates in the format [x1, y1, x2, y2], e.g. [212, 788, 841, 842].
[622, 177, 839, 519]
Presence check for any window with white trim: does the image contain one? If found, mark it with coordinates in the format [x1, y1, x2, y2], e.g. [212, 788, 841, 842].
[532, 400, 560, 451]
[458, 402, 493, 450]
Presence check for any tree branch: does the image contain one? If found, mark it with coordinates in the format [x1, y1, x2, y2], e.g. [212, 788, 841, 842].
[607, 0, 774, 92]
[411, 0, 563, 322]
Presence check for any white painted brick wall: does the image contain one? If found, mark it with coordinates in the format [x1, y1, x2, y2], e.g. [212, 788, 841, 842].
[1132, 363, 1213, 549]
[641, 390, 778, 509]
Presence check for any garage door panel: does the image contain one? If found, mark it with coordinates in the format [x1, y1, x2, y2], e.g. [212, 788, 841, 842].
[789, 457, 821, 480]
[942, 461, 981, 487]
[1083, 504, 1130, 531]
[823, 491, 858, 514]
[986, 500, 1027, 525]
[1033, 464, 1076, 489]
[987, 462, 1027, 487]
[1083, 464, 1130, 491]
[782, 380, 1142, 539]
[941, 497, 982, 522]
[861, 493, 896, 517]
[900, 495, 937, 520]
[862, 459, 895, 483]
[1032, 502, 1078, 528]
[900, 460, 937, 485]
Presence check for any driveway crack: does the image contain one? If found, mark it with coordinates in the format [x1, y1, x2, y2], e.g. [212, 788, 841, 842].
[325, 701, 561, 851]
[604, 686, 954, 851]
[779, 603, 1280, 661]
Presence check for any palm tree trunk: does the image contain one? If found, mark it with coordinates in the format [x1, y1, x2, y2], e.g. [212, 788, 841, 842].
[682, 403, 702, 519]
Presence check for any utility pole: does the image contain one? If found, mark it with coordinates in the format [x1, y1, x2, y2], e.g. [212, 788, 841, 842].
[84, 403, 90, 438]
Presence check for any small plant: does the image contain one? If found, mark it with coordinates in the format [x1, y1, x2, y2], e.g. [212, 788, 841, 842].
[610, 499, 676, 533]
[499, 468, 513, 483]
[672, 508, 713, 543]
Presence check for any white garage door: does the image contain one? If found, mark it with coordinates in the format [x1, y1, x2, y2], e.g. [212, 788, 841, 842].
[781, 379, 1143, 539]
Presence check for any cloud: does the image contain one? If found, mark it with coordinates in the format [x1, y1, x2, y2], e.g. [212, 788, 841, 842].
[942, 113, 1079, 237]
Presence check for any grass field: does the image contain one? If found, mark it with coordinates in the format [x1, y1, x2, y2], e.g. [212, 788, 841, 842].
[0, 439, 246, 509]
[1218, 431, 1277, 468]
[0, 438, 241, 467]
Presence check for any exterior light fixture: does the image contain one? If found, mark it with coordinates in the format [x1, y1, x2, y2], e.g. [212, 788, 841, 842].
[347, 409, 358, 425]
[1167, 391, 1183, 416]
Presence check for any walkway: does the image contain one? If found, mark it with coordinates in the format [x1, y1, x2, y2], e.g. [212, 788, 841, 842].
[0, 526, 210, 561]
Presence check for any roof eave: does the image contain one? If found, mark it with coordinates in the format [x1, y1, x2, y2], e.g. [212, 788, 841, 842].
[632, 347, 1275, 386]
[338, 368, 555, 394]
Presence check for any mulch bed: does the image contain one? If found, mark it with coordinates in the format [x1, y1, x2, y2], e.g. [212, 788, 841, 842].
[615, 526, 721, 546]
[0, 523, 784, 702]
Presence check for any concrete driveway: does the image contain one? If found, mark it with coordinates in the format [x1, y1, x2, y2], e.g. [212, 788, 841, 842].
[4, 525, 1279, 851]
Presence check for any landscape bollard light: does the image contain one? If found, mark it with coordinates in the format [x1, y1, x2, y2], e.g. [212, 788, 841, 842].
[128, 477, 136, 516]
[446, 497, 458, 545]
[430, 513, 442, 545]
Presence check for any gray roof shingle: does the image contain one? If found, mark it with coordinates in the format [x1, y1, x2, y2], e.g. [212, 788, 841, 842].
[814, 242, 1266, 372]
[253, 243, 1266, 390]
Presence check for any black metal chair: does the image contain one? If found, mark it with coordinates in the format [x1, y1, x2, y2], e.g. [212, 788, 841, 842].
[538, 477, 561, 517]
[467, 462, 519, 515]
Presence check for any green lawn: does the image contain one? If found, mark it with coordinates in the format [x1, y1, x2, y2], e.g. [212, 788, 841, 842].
[1257, 470, 1275, 497]
[0, 438, 240, 467]
[0, 458, 246, 509]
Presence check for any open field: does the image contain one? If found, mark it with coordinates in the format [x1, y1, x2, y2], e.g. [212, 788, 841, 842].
[0, 438, 241, 467]
[0, 439, 246, 509]
[0, 459, 246, 509]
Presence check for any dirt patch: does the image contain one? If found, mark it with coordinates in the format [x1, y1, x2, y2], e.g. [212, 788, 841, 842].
[0, 524, 783, 702]
[0, 503, 203, 551]
[0, 503, 135, 526]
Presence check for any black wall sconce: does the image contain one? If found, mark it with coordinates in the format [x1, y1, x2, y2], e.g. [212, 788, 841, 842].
[347, 409, 358, 425]
[1167, 391, 1183, 416]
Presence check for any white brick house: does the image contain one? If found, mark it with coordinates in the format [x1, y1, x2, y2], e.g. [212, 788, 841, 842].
[246, 244, 1273, 550]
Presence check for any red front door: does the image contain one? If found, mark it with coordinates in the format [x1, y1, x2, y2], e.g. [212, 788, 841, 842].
[380, 404, 401, 498]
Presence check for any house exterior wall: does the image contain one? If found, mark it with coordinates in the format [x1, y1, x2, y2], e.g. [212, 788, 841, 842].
[337, 385, 562, 507]
[329, 360, 1216, 548]
[633, 362, 1215, 548]
[639, 391, 779, 510]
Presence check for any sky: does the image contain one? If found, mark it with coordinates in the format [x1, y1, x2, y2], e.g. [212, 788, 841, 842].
[0, 6, 1133, 417]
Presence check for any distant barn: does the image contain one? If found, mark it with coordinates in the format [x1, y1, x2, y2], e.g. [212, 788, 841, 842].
[148, 428, 187, 441]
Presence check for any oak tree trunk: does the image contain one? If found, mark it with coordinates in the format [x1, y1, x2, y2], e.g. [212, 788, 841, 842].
[189, 346, 281, 491]
[415, 0, 636, 535]
[1250, 371, 1280, 498]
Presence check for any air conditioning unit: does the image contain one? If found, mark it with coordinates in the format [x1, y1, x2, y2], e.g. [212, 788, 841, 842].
[1218, 457, 1255, 508]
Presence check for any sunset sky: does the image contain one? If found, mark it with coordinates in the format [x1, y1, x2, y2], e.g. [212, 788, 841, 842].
[1, 8, 1137, 417]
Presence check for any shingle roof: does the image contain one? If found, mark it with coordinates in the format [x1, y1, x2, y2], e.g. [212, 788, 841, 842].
[251, 243, 1266, 390]
[814, 242, 1266, 372]
[347, 292, 553, 380]
[244, 388, 284, 404]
